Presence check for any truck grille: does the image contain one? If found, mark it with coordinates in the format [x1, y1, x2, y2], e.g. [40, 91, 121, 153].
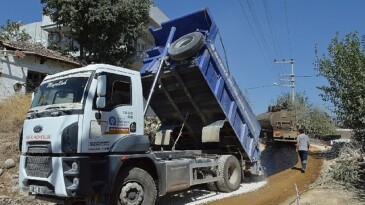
[25, 156, 52, 178]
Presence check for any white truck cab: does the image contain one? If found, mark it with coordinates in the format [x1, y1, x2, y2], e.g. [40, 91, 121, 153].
[19, 64, 148, 200]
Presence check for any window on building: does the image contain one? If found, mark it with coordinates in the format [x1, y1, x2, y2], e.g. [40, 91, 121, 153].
[137, 41, 146, 51]
[48, 32, 61, 49]
[26, 70, 46, 92]
[132, 40, 147, 60]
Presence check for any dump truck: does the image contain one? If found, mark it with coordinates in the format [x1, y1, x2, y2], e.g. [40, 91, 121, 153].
[256, 106, 298, 143]
[18, 9, 262, 204]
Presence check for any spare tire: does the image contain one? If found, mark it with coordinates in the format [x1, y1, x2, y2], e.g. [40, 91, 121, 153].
[168, 32, 205, 61]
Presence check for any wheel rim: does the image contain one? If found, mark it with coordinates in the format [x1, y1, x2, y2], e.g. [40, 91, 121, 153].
[120, 182, 144, 205]
[228, 163, 240, 185]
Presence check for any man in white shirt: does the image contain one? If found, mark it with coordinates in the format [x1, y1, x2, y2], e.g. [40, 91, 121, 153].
[296, 129, 310, 173]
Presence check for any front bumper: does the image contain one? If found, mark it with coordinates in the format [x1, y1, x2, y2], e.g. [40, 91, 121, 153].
[19, 155, 94, 197]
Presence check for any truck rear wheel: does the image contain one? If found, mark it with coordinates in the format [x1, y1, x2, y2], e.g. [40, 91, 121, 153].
[216, 155, 241, 192]
[168, 32, 205, 61]
[112, 167, 157, 205]
[207, 181, 218, 191]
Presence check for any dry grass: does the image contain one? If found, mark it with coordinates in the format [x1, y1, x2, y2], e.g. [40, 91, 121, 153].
[0, 94, 31, 133]
[0, 95, 40, 204]
[0, 94, 31, 165]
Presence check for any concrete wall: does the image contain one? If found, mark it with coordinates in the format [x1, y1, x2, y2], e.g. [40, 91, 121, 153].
[21, 22, 48, 47]
[0, 54, 76, 100]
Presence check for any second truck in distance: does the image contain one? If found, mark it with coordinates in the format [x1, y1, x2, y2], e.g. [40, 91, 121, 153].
[256, 106, 299, 143]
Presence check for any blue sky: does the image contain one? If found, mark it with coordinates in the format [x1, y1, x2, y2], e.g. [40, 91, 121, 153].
[1, 1, 365, 114]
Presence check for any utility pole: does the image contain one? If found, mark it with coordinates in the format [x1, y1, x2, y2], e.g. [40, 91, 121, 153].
[274, 59, 295, 102]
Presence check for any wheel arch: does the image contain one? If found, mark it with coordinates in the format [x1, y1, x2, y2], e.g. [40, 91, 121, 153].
[120, 157, 158, 180]
[106, 155, 159, 195]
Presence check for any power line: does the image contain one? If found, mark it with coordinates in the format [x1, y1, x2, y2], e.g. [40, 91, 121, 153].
[236, 0, 275, 74]
[245, 82, 278, 90]
[296, 75, 319, 78]
[246, 0, 275, 61]
[284, 0, 293, 57]
[217, 31, 231, 72]
[263, 0, 282, 59]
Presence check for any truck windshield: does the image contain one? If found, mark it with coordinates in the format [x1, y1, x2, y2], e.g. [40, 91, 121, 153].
[31, 73, 91, 108]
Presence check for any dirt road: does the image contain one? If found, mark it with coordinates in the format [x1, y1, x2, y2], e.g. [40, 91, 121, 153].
[208, 145, 323, 205]
[158, 144, 323, 205]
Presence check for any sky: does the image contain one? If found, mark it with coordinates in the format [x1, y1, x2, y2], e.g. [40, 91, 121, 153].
[1, 0, 365, 114]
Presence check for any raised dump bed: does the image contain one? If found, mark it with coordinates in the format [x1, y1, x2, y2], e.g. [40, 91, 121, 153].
[140, 9, 261, 164]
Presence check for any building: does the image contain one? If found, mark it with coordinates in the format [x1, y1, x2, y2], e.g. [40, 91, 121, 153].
[0, 5, 168, 101]
[0, 40, 82, 100]
[0, 6, 168, 101]
[23, 5, 169, 70]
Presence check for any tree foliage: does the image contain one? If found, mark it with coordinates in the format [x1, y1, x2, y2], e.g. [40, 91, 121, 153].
[273, 92, 335, 137]
[300, 106, 335, 137]
[0, 20, 31, 42]
[316, 32, 365, 144]
[274, 92, 311, 110]
[42, 0, 152, 66]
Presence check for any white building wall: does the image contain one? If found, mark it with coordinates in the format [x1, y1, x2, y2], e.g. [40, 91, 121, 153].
[21, 22, 48, 47]
[0, 54, 76, 100]
[149, 6, 169, 25]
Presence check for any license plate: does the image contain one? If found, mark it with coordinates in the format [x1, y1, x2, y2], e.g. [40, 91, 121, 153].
[29, 185, 45, 194]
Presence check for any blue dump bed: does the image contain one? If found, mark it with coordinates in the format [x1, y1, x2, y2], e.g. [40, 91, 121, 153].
[140, 9, 261, 163]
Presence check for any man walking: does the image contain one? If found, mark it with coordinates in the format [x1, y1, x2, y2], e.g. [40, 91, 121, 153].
[296, 129, 310, 173]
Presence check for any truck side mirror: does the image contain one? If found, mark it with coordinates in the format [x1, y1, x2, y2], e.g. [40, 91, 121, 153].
[96, 75, 107, 109]
[96, 96, 106, 109]
[97, 75, 107, 96]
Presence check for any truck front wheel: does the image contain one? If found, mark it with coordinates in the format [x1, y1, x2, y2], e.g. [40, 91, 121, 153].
[216, 155, 242, 192]
[112, 167, 157, 205]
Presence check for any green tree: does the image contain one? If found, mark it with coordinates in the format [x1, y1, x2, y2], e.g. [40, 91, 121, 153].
[0, 20, 31, 42]
[274, 92, 311, 110]
[316, 32, 365, 144]
[300, 106, 335, 138]
[42, 0, 152, 66]
[272, 92, 335, 137]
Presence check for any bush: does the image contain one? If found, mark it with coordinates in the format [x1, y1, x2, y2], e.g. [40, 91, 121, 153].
[0, 94, 31, 133]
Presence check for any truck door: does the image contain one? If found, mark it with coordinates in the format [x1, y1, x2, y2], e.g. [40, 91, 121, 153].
[81, 71, 143, 153]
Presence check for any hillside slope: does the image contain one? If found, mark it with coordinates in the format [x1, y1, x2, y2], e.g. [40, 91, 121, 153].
[0, 95, 50, 204]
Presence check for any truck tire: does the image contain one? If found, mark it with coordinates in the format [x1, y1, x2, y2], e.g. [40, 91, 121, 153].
[216, 155, 241, 192]
[111, 167, 157, 205]
[205, 172, 218, 191]
[207, 182, 218, 191]
[168, 32, 205, 61]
